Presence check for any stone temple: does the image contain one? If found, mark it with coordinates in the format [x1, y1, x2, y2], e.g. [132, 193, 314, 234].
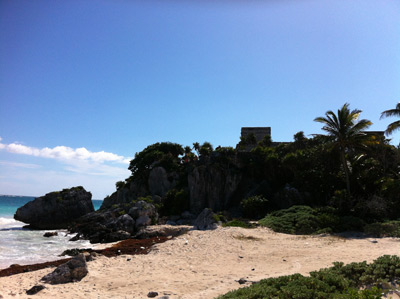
[240, 127, 271, 143]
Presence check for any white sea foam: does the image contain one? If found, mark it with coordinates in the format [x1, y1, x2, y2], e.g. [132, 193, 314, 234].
[0, 225, 94, 269]
[0, 217, 24, 228]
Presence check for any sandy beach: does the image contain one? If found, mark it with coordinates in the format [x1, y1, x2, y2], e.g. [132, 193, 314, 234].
[1, 226, 399, 299]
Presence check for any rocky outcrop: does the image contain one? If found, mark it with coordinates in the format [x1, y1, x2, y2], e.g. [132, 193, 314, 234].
[188, 166, 242, 214]
[41, 254, 88, 284]
[72, 200, 158, 243]
[193, 208, 219, 230]
[101, 166, 178, 210]
[14, 187, 94, 229]
[148, 167, 178, 197]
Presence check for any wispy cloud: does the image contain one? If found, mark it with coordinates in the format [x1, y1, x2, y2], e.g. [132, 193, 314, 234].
[0, 137, 132, 198]
[0, 137, 131, 164]
[0, 160, 42, 169]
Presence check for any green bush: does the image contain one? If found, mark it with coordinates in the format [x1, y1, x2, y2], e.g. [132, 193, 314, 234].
[364, 221, 400, 237]
[241, 195, 269, 219]
[259, 205, 319, 234]
[258, 205, 369, 235]
[160, 189, 189, 216]
[218, 255, 400, 298]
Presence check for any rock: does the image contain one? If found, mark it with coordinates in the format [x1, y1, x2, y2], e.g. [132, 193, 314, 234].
[238, 278, 247, 284]
[26, 285, 45, 295]
[105, 230, 131, 242]
[71, 201, 158, 243]
[128, 201, 157, 219]
[157, 296, 170, 299]
[41, 254, 88, 284]
[60, 248, 87, 257]
[128, 200, 157, 230]
[193, 208, 218, 230]
[181, 211, 195, 219]
[43, 232, 58, 237]
[147, 291, 159, 298]
[188, 165, 242, 214]
[115, 214, 135, 234]
[83, 252, 93, 262]
[14, 186, 93, 229]
[135, 215, 151, 229]
[148, 167, 178, 197]
[134, 225, 190, 239]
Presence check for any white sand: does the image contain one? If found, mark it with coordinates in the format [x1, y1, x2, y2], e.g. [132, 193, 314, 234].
[1, 226, 399, 299]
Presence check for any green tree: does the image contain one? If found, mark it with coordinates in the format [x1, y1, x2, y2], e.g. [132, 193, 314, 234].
[380, 102, 400, 136]
[128, 142, 184, 179]
[314, 103, 372, 194]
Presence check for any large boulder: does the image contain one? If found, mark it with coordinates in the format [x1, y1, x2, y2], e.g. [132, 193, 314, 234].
[193, 208, 219, 230]
[71, 200, 158, 243]
[41, 254, 88, 284]
[14, 186, 94, 229]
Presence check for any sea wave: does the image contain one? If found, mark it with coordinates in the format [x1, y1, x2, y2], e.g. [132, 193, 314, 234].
[0, 217, 24, 229]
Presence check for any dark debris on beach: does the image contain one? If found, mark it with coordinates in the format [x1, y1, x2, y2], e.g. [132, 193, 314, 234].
[0, 236, 169, 278]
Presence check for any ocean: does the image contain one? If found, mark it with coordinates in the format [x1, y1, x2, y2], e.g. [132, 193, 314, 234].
[0, 195, 103, 269]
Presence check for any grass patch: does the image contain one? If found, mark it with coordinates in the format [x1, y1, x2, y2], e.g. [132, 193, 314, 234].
[218, 255, 400, 299]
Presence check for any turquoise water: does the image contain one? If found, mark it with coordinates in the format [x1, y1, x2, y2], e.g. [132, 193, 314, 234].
[0, 195, 103, 269]
[0, 195, 103, 217]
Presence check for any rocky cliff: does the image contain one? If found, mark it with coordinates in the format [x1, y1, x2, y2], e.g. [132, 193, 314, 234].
[14, 186, 94, 229]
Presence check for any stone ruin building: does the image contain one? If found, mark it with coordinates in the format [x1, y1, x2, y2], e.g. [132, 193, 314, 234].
[241, 127, 271, 143]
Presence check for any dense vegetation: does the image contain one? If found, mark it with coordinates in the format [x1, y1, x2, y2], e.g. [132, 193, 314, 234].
[218, 255, 400, 299]
[100, 103, 400, 297]
[104, 102, 400, 234]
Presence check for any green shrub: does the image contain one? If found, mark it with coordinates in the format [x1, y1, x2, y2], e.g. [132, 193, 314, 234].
[259, 205, 319, 234]
[160, 189, 189, 216]
[337, 216, 366, 232]
[115, 181, 126, 190]
[364, 221, 400, 237]
[218, 255, 400, 298]
[241, 195, 269, 219]
[258, 205, 369, 235]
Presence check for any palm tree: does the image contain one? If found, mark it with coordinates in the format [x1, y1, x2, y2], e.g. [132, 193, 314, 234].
[314, 103, 372, 194]
[380, 102, 400, 136]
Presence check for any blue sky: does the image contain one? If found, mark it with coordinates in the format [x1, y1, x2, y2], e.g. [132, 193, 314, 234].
[1, 0, 399, 198]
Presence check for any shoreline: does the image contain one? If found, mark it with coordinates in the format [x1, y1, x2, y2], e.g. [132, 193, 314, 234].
[1, 226, 399, 298]
[0, 236, 169, 278]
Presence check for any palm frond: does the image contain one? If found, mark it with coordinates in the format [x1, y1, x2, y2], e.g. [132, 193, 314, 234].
[385, 120, 400, 136]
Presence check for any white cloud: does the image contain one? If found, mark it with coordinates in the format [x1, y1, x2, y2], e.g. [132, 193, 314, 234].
[0, 137, 131, 165]
[0, 161, 41, 169]
[0, 137, 133, 198]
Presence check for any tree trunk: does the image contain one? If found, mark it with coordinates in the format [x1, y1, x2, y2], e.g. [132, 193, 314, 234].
[340, 150, 351, 194]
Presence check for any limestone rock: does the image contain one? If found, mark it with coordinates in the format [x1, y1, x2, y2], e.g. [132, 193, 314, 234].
[147, 291, 158, 298]
[71, 201, 158, 243]
[14, 186, 93, 229]
[148, 167, 178, 197]
[26, 285, 45, 295]
[188, 166, 242, 214]
[193, 208, 219, 230]
[41, 254, 88, 284]
[43, 232, 58, 237]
